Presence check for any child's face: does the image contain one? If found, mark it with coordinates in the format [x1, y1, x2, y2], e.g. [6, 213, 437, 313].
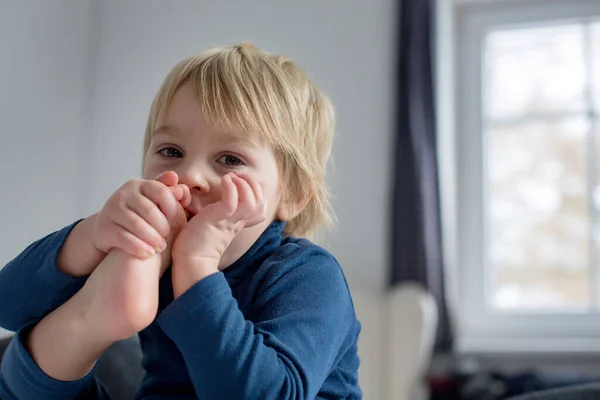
[143, 82, 283, 268]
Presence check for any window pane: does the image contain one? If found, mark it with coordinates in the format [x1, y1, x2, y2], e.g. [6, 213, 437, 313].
[484, 24, 586, 120]
[593, 22, 600, 114]
[487, 118, 590, 311]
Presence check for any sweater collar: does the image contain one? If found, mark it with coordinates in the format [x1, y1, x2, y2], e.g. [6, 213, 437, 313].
[223, 220, 286, 280]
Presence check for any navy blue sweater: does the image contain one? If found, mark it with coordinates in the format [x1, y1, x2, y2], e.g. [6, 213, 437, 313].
[0, 220, 362, 399]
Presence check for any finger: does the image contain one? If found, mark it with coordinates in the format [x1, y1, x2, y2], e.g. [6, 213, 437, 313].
[236, 173, 264, 209]
[169, 184, 192, 208]
[141, 181, 180, 221]
[154, 171, 179, 187]
[232, 174, 266, 227]
[128, 194, 171, 238]
[233, 220, 245, 235]
[112, 224, 157, 259]
[117, 209, 167, 252]
[220, 174, 238, 215]
[244, 201, 268, 228]
[179, 184, 192, 207]
[230, 174, 256, 208]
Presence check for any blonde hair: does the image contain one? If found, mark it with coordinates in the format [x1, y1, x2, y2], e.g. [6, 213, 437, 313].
[143, 42, 335, 238]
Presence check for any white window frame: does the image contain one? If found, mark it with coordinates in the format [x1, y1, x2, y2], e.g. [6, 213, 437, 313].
[446, 0, 600, 354]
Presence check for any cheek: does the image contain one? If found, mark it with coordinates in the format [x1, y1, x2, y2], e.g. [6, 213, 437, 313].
[260, 180, 281, 213]
[142, 159, 164, 180]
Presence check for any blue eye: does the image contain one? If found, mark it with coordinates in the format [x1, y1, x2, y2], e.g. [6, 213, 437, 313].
[159, 147, 183, 158]
[217, 155, 243, 166]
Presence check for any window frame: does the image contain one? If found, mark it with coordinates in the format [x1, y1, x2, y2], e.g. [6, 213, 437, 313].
[452, 0, 600, 354]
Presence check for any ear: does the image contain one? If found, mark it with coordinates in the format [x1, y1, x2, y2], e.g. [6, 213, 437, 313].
[276, 192, 312, 222]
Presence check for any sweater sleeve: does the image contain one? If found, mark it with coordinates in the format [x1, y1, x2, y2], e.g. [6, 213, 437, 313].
[0, 323, 110, 400]
[156, 246, 355, 400]
[0, 221, 88, 331]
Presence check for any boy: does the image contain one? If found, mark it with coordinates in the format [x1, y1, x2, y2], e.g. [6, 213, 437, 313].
[0, 43, 362, 399]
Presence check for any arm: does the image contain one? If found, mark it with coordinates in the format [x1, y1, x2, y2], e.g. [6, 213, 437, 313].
[0, 250, 112, 400]
[0, 321, 112, 400]
[157, 247, 356, 400]
[26, 245, 169, 382]
[0, 217, 103, 331]
[25, 275, 114, 383]
[0, 246, 169, 400]
[0, 174, 189, 332]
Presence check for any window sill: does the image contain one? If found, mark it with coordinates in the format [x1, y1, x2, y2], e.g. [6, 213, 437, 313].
[457, 335, 600, 356]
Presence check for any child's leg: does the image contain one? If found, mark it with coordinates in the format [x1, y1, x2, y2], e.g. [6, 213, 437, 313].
[27, 247, 171, 382]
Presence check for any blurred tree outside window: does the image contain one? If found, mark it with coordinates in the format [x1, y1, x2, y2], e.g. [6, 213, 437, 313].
[484, 20, 600, 311]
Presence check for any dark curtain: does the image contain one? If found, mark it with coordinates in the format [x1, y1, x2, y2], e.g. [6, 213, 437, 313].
[390, 0, 453, 351]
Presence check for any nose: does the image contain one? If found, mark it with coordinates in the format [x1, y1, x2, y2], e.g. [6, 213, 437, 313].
[177, 163, 210, 194]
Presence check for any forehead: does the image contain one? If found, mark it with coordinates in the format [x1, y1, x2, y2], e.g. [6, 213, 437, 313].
[154, 82, 267, 146]
[153, 85, 257, 143]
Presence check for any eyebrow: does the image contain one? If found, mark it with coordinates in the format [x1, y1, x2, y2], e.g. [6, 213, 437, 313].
[153, 124, 258, 148]
[220, 133, 259, 148]
[153, 125, 187, 137]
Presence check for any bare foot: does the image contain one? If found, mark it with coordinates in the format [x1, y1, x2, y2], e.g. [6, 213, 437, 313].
[76, 206, 187, 342]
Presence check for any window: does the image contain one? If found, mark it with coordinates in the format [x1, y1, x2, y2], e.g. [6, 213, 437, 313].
[486, 22, 599, 311]
[455, 0, 600, 352]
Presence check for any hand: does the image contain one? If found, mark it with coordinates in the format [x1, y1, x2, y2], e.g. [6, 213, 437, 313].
[171, 173, 267, 298]
[77, 172, 189, 342]
[92, 172, 191, 259]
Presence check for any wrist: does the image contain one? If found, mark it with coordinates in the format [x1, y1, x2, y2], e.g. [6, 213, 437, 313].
[57, 214, 106, 277]
[171, 255, 220, 299]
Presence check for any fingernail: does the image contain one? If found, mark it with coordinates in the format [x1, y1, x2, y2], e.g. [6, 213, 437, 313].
[157, 240, 167, 253]
[147, 247, 156, 257]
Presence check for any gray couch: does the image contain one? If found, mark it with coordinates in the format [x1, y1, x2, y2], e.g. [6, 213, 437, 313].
[507, 383, 600, 400]
[0, 334, 144, 400]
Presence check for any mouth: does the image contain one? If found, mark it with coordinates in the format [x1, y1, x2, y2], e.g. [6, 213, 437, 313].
[184, 209, 194, 222]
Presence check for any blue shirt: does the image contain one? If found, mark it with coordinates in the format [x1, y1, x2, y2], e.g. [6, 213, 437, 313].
[0, 220, 362, 399]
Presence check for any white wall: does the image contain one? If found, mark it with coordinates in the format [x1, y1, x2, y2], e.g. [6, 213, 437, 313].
[0, 0, 96, 266]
